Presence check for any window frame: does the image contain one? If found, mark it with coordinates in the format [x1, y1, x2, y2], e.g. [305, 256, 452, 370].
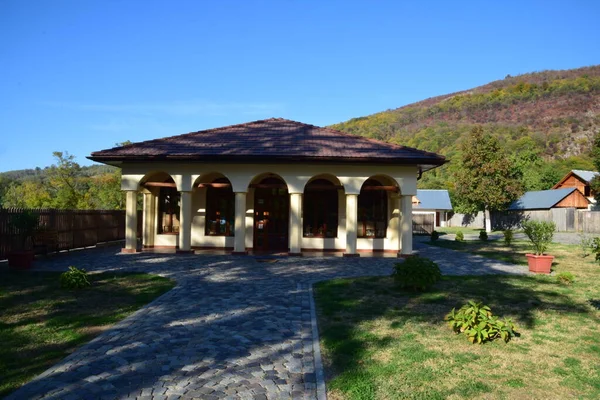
[158, 187, 180, 234]
[357, 180, 388, 239]
[204, 179, 235, 237]
[303, 179, 339, 238]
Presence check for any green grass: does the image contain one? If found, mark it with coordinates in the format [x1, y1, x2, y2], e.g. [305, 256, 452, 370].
[435, 227, 485, 236]
[0, 271, 175, 397]
[315, 241, 600, 400]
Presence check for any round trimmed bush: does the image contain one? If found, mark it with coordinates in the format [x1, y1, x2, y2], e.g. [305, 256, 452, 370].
[393, 256, 442, 291]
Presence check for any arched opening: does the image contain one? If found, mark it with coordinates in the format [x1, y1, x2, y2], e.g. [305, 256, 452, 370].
[140, 172, 180, 235]
[202, 177, 235, 237]
[303, 178, 340, 238]
[358, 178, 393, 238]
[252, 176, 289, 251]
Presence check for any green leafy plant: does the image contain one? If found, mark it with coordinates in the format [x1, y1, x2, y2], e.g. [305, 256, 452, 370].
[60, 266, 91, 289]
[578, 234, 592, 257]
[479, 231, 488, 241]
[591, 237, 600, 264]
[455, 231, 464, 242]
[556, 272, 575, 285]
[503, 229, 513, 246]
[393, 256, 442, 291]
[521, 220, 555, 255]
[430, 230, 440, 241]
[445, 300, 519, 344]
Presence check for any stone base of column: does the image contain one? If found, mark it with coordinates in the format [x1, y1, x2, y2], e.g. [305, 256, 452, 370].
[343, 253, 360, 258]
[176, 250, 195, 254]
[231, 251, 249, 255]
[397, 252, 416, 258]
[121, 248, 140, 254]
[288, 252, 303, 257]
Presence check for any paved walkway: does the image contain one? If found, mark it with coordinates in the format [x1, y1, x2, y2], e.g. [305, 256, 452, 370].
[6, 243, 526, 400]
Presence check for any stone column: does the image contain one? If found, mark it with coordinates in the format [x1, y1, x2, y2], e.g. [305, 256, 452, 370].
[289, 193, 303, 256]
[233, 192, 248, 254]
[344, 193, 359, 257]
[142, 191, 156, 248]
[399, 195, 413, 257]
[177, 190, 193, 253]
[123, 190, 138, 253]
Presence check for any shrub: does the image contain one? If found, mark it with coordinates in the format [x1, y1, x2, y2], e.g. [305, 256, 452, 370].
[393, 256, 442, 291]
[445, 300, 519, 344]
[556, 272, 575, 285]
[503, 229, 513, 246]
[430, 230, 440, 241]
[60, 266, 91, 289]
[578, 234, 592, 257]
[591, 237, 600, 264]
[455, 231, 464, 242]
[479, 231, 488, 241]
[521, 220, 555, 255]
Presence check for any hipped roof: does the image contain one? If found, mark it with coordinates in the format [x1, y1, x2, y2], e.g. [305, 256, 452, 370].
[88, 118, 446, 170]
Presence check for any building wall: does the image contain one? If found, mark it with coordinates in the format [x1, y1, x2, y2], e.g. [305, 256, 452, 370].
[554, 190, 590, 209]
[124, 162, 418, 252]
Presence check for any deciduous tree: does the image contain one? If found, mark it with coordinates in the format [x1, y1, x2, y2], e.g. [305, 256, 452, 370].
[453, 126, 523, 232]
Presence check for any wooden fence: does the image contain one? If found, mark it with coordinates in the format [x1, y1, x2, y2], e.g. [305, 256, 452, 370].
[412, 213, 435, 235]
[0, 208, 130, 260]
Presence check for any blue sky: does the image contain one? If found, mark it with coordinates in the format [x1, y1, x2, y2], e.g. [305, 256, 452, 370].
[1, 0, 599, 172]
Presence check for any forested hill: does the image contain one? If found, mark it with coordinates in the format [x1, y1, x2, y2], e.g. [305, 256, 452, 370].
[330, 65, 600, 190]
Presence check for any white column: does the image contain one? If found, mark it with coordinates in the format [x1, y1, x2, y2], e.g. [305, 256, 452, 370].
[392, 194, 401, 252]
[289, 193, 303, 255]
[344, 194, 359, 257]
[142, 192, 154, 248]
[123, 190, 138, 253]
[178, 190, 192, 253]
[233, 192, 247, 254]
[400, 195, 413, 256]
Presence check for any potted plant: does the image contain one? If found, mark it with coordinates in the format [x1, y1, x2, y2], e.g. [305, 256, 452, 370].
[521, 220, 555, 274]
[7, 210, 40, 270]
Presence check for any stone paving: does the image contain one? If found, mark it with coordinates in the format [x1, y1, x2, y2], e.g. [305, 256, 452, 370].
[6, 241, 526, 400]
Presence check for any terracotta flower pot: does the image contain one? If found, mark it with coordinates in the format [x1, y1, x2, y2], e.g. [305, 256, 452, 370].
[526, 254, 554, 274]
[7, 250, 35, 270]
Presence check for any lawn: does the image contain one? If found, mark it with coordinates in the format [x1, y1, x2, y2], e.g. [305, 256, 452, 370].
[0, 271, 175, 397]
[435, 226, 485, 236]
[315, 241, 600, 399]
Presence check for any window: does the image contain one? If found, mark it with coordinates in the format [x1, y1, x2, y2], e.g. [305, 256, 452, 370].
[303, 179, 338, 238]
[358, 179, 388, 238]
[158, 187, 180, 234]
[205, 178, 235, 236]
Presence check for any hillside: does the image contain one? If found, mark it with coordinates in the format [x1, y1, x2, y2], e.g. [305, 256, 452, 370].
[331, 65, 600, 191]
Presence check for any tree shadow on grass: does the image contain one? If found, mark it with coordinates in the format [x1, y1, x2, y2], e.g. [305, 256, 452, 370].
[314, 272, 597, 397]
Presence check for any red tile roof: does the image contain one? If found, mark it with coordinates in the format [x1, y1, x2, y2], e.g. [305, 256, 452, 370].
[88, 118, 446, 169]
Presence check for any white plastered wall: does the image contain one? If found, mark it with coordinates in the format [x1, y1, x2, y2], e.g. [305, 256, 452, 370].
[122, 162, 417, 252]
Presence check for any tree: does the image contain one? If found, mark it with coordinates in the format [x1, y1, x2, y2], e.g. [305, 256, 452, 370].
[46, 151, 88, 209]
[453, 126, 524, 232]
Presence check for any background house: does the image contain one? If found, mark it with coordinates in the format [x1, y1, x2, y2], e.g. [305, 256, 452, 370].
[552, 169, 599, 208]
[508, 188, 590, 211]
[412, 189, 453, 229]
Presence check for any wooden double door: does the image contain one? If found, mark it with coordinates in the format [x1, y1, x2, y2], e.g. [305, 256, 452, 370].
[253, 179, 289, 252]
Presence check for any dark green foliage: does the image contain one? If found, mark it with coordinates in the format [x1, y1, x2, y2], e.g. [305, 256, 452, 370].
[556, 272, 575, 285]
[455, 231, 465, 242]
[445, 300, 519, 344]
[591, 237, 600, 264]
[522, 220, 556, 255]
[504, 229, 514, 246]
[479, 231, 488, 241]
[60, 266, 91, 289]
[453, 126, 523, 216]
[392, 257, 442, 291]
[430, 230, 440, 241]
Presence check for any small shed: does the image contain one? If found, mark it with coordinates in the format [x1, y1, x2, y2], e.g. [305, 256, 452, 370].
[509, 188, 590, 210]
[412, 189, 453, 227]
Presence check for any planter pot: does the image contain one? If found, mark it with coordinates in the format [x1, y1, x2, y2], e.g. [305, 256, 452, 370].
[526, 254, 554, 274]
[7, 251, 35, 270]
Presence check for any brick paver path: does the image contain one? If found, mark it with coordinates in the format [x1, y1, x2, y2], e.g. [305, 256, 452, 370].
[6, 241, 527, 400]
